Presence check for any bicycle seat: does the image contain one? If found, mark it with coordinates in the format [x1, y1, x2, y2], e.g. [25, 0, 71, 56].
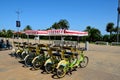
[38, 44, 46, 47]
[22, 42, 27, 45]
[20, 45, 24, 48]
[41, 48, 47, 51]
[74, 53, 78, 56]
[65, 52, 78, 56]
[52, 53, 61, 57]
[62, 46, 71, 50]
[29, 47, 36, 49]
[64, 54, 71, 58]
[65, 52, 73, 55]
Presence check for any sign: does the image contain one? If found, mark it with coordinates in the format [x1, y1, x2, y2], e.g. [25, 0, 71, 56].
[16, 21, 21, 27]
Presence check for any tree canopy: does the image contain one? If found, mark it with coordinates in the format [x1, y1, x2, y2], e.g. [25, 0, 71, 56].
[47, 19, 70, 30]
[23, 25, 32, 31]
[106, 22, 114, 35]
[85, 26, 102, 42]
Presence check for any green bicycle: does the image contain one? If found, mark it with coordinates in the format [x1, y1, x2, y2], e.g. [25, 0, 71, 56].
[56, 48, 89, 78]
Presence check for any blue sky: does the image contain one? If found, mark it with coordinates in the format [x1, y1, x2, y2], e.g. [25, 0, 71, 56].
[0, 0, 118, 35]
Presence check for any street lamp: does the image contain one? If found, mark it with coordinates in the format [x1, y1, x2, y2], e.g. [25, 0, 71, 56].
[16, 10, 21, 39]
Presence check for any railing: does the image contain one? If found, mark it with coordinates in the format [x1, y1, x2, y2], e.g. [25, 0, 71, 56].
[95, 41, 108, 45]
[111, 42, 120, 46]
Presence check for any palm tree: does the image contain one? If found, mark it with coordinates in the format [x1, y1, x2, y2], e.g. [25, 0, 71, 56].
[106, 22, 114, 42]
[51, 22, 59, 29]
[58, 19, 69, 29]
[90, 28, 102, 41]
[6, 30, 13, 38]
[85, 26, 91, 33]
[103, 34, 109, 42]
[85, 26, 102, 42]
[46, 27, 52, 30]
[23, 25, 32, 31]
[106, 22, 114, 36]
[1, 29, 6, 37]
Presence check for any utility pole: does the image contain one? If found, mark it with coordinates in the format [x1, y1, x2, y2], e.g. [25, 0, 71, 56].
[16, 10, 21, 39]
[117, 0, 120, 42]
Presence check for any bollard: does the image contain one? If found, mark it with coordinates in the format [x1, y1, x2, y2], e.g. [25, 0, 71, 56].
[85, 41, 89, 51]
[106, 42, 108, 45]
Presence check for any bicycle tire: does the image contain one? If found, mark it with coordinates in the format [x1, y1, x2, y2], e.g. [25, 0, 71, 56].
[24, 55, 33, 67]
[32, 57, 42, 70]
[56, 65, 66, 78]
[45, 63, 53, 74]
[21, 51, 27, 60]
[80, 56, 89, 68]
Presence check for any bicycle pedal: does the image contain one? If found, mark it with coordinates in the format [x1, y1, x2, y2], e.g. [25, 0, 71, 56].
[30, 67, 36, 71]
[69, 71, 72, 75]
[68, 71, 72, 75]
[22, 65, 27, 67]
[72, 68, 77, 71]
[67, 70, 72, 75]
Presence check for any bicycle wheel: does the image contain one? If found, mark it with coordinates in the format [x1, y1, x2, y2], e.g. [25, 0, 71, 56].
[21, 51, 27, 60]
[80, 56, 89, 68]
[24, 55, 33, 67]
[45, 63, 53, 74]
[32, 57, 42, 70]
[17, 51, 22, 59]
[56, 65, 66, 78]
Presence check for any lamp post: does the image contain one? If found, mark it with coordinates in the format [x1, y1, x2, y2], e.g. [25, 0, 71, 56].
[117, 0, 120, 42]
[16, 10, 21, 39]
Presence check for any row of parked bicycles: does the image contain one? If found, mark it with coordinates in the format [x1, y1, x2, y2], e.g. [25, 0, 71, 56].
[10, 41, 89, 78]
